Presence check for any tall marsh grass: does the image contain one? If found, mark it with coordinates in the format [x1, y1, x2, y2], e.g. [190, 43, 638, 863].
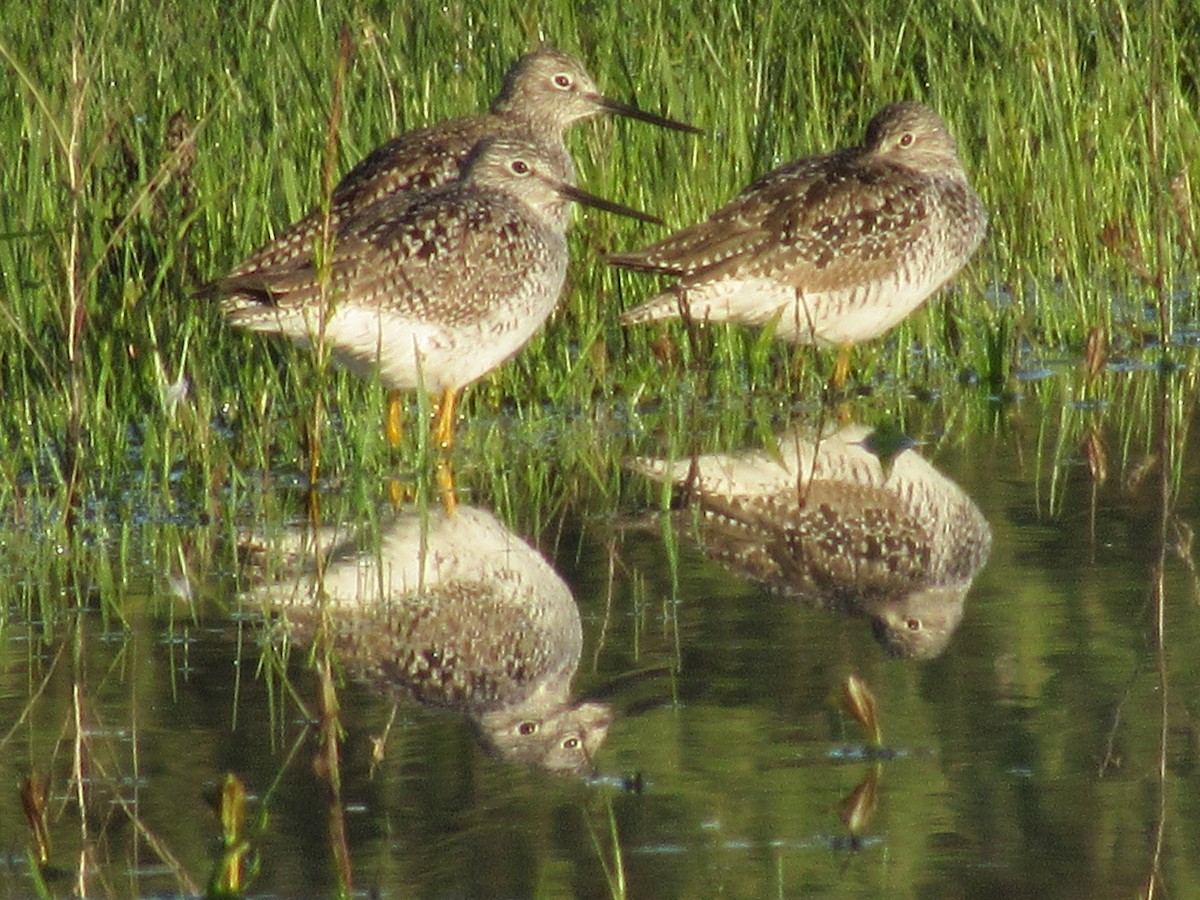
[1, 0, 1197, 503]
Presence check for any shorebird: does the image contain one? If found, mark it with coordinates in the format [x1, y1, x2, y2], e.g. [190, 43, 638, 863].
[630, 423, 991, 658]
[611, 101, 987, 386]
[206, 135, 660, 451]
[243, 504, 611, 775]
[208, 47, 699, 443]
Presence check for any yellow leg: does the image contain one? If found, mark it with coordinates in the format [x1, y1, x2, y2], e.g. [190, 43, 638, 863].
[387, 477, 412, 508]
[432, 388, 458, 451]
[385, 389, 403, 448]
[436, 458, 458, 514]
[306, 486, 322, 532]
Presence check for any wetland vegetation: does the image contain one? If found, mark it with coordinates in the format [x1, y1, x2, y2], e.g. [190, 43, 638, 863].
[2, 0, 1200, 896]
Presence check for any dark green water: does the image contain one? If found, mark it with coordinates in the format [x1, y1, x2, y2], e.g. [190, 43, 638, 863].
[2, 382, 1199, 898]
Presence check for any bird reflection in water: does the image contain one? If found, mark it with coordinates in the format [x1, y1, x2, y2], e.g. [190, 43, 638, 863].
[631, 423, 991, 659]
[242, 504, 610, 776]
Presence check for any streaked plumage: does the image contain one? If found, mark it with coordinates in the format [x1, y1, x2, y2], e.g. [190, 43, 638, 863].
[613, 102, 986, 350]
[207, 136, 656, 447]
[203, 49, 696, 447]
[242, 504, 610, 775]
[630, 423, 991, 659]
[217, 48, 698, 292]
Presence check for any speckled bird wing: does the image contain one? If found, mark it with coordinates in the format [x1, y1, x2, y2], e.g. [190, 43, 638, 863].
[695, 480, 935, 602]
[607, 154, 838, 275]
[207, 116, 493, 289]
[221, 186, 546, 328]
[613, 149, 936, 294]
[330, 114, 497, 210]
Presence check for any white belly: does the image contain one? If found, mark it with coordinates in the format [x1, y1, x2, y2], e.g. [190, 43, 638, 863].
[671, 266, 956, 347]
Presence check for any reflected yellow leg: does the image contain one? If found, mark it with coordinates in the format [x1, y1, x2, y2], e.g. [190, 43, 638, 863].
[835, 398, 853, 426]
[436, 458, 458, 514]
[432, 388, 458, 451]
[790, 345, 808, 384]
[830, 342, 853, 390]
[385, 389, 403, 448]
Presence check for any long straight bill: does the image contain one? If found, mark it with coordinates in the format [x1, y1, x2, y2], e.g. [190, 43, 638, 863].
[554, 181, 665, 226]
[594, 95, 704, 135]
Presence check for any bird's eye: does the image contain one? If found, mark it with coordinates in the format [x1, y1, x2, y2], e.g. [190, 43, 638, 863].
[563, 737, 580, 750]
[906, 618, 922, 631]
[899, 132, 914, 148]
[510, 159, 530, 175]
[518, 721, 537, 735]
[553, 73, 572, 89]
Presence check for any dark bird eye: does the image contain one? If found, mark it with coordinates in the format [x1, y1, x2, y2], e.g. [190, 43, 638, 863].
[511, 159, 530, 175]
[906, 618, 922, 631]
[563, 737, 580, 750]
[553, 73, 572, 89]
[518, 721, 537, 735]
[899, 132, 914, 148]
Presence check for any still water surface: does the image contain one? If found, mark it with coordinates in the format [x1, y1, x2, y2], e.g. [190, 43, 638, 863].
[2, 387, 1199, 898]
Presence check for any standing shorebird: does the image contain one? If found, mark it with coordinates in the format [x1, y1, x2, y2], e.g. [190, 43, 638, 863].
[208, 48, 699, 443]
[611, 101, 987, 385]
[206, 135, 660, 451]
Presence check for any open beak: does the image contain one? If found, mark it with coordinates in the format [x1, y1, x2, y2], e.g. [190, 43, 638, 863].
[593, 95, 704, 135]
[552, 180, 665, 226]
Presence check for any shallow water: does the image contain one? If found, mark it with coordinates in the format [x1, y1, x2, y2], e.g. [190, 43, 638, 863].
[2, 383, 1199, 898]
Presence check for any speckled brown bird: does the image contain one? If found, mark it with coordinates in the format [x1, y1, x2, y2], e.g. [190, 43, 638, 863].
[209, 135, 659, 450]
[244, 504, 611, 776]
[629, 423, 992, 659]
[612, 101, 986, 384]
[218, 48, 698, 288]
[206, 48, 698, 444]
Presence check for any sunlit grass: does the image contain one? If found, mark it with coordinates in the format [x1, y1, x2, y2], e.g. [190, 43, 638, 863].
[3, 10, 1199, 895]
[1, 0, 1197, 507]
